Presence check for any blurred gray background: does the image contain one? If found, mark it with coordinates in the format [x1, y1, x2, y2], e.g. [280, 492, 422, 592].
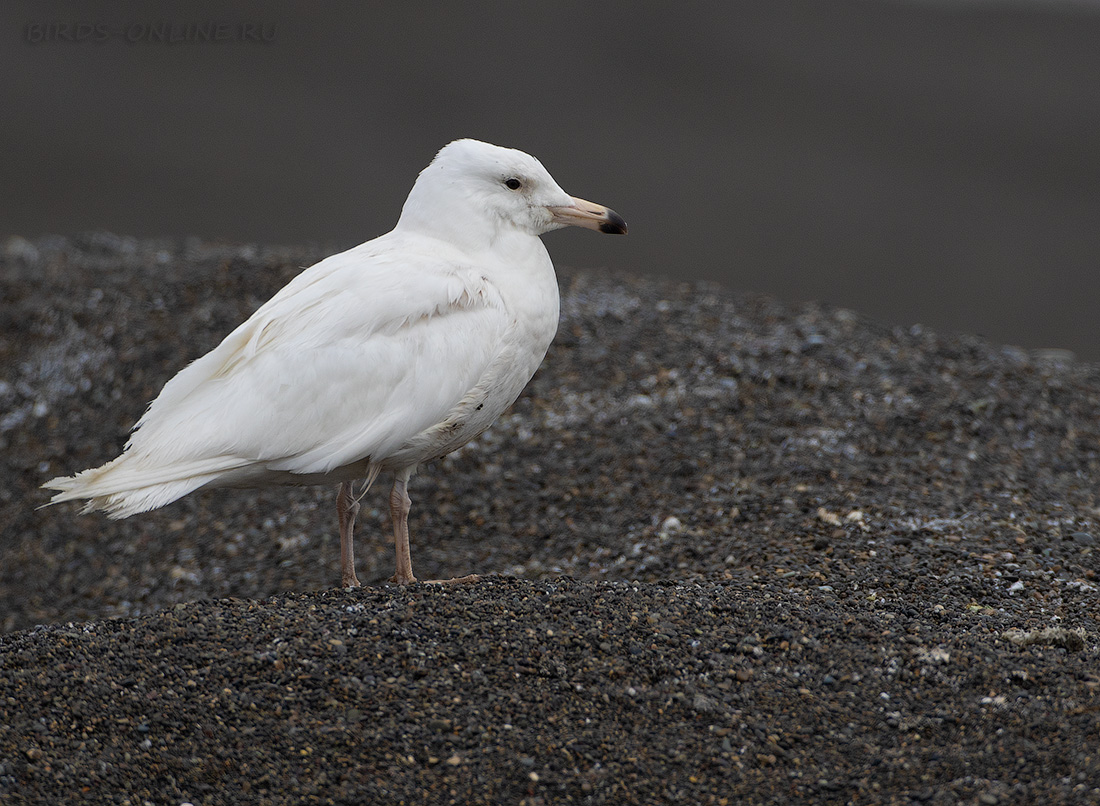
[4, 0, 1100, 357]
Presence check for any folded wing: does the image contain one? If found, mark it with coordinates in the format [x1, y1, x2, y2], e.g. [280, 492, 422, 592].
[44, 236, 512, 516]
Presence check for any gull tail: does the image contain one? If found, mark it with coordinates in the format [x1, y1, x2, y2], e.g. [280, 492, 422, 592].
[42, 453, 247, 519]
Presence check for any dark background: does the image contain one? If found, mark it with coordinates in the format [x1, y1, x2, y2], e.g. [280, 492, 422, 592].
[4, 1, 1100, 357]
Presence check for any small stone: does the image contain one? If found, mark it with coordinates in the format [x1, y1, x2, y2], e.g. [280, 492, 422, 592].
[692, 694, 718, 713]
[659, 516, 683, 533]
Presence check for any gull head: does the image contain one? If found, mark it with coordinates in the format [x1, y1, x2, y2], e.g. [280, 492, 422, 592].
[398, 139, 627, 243]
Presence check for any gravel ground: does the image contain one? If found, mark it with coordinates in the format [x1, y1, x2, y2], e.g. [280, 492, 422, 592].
[1, 233, 1099, 804]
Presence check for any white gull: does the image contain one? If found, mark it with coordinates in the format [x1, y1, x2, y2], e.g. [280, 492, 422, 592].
[43, 139, 627, 586]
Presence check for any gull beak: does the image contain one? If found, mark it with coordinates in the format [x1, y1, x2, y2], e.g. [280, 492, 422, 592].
[548, 196, 628, 235]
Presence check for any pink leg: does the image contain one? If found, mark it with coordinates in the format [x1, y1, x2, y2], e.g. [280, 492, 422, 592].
[388, 472, 480, 586]
[389, 474, 417, 585]
[337, 481, 361, 588]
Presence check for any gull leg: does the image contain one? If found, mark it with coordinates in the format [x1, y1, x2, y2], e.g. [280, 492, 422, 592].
[337, 481, 361, 588]
[387, 471, 480, 586]
[389, 472, 417, 585]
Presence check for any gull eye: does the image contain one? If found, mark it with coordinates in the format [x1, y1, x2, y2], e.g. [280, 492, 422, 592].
[503, 177, 522, 191]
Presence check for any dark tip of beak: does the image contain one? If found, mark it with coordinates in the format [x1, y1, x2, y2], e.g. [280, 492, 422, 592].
[599, 209, 628, 235]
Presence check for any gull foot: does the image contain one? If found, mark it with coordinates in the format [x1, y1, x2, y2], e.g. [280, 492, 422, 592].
[386, 573, 481, 586]
[423, 574, 481, 586]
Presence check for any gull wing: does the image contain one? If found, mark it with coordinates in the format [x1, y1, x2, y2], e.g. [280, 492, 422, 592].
[123, 235, 512, 476]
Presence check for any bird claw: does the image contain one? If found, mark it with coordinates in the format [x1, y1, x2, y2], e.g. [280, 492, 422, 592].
[386, 573, 481, 586]
[423, 574, 481, 586]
